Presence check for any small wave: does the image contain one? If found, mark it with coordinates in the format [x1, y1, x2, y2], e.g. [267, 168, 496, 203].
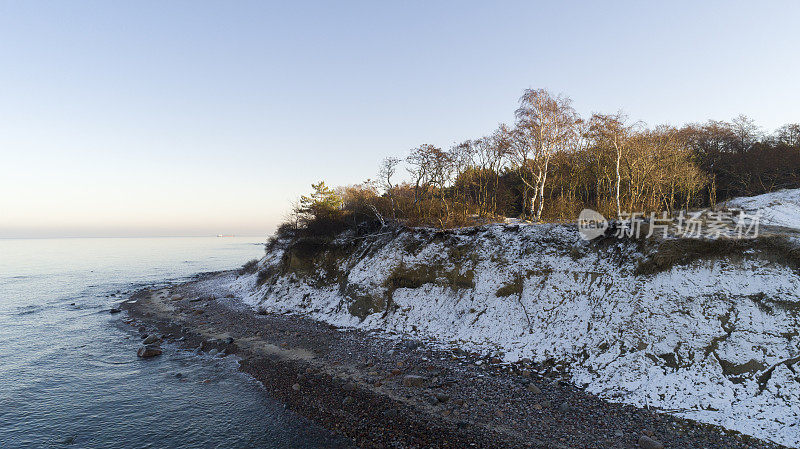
[88, 358, 137, 367]
[13, 305, 43, 316]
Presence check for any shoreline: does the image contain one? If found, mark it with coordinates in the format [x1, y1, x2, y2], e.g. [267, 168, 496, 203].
[120, 271, 787, 449]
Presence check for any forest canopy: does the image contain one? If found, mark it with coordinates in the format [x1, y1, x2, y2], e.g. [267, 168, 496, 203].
[280, 88, 800, 237]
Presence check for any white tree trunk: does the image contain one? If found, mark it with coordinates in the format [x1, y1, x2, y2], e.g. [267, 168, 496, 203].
[615, 138, 622, 218]
[535, 157, 550, 221]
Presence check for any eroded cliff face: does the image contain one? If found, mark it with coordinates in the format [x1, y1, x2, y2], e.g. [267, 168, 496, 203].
[231, 224, 800, 446]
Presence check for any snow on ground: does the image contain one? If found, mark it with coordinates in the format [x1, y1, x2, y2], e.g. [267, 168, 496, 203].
[726, 188, 800, 230]
[226, 192, 800, 447]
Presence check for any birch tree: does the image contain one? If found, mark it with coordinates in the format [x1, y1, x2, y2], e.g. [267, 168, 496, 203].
[513, 89, 578, 221]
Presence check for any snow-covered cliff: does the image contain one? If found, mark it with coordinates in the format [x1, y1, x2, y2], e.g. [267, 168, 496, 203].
[229, 192, 800, 447]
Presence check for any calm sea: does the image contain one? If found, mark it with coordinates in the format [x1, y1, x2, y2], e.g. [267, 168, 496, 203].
[0, 237, 347, 448]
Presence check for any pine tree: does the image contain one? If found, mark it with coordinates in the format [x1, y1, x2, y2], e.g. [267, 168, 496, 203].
[298, 181, 342, 219]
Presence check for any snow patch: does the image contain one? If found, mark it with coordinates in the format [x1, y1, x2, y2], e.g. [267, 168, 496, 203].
[727, 188, 800, 231]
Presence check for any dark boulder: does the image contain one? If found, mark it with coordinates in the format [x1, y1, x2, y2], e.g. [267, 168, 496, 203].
[137, 345, 163, 358]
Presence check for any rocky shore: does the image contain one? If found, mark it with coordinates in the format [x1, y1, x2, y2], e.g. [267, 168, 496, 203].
[119, 271, 788, 449]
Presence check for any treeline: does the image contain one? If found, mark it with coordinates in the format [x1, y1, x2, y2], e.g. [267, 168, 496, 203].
[281, 88, 800, 236]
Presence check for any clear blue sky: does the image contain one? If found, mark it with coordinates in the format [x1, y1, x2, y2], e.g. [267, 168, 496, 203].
[1, 1, 798, 238]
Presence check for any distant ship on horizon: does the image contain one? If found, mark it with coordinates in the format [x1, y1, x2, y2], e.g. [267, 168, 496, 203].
[216, 234, 235, 238]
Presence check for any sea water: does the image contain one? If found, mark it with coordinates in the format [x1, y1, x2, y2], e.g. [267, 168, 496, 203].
[0, 237, 347, 448]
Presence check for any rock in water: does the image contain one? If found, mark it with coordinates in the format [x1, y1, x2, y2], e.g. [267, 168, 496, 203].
[137, 345, 163, 358]
[57, 435, 76, 445]
[638, 435, 664, 449]
[402, 375, 426, 387]
[142, 335, 160, 345]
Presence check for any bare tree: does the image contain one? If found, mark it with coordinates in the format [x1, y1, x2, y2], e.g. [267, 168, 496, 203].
[428, 147, 455, 227]
[775, 123, 800, 147]
[379, 157, 401, 219]
[449, 140, 476, 218]
[730, 114, 761, 152]
[588, 112, 637, 218]
[489, 124, 513, 214]
[513, 88, 579, 221]
[469, 125, 511, 216]
[508, 127, 536, 219]
[407, 144, 435, 212]
[407, 144, 453, 226]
